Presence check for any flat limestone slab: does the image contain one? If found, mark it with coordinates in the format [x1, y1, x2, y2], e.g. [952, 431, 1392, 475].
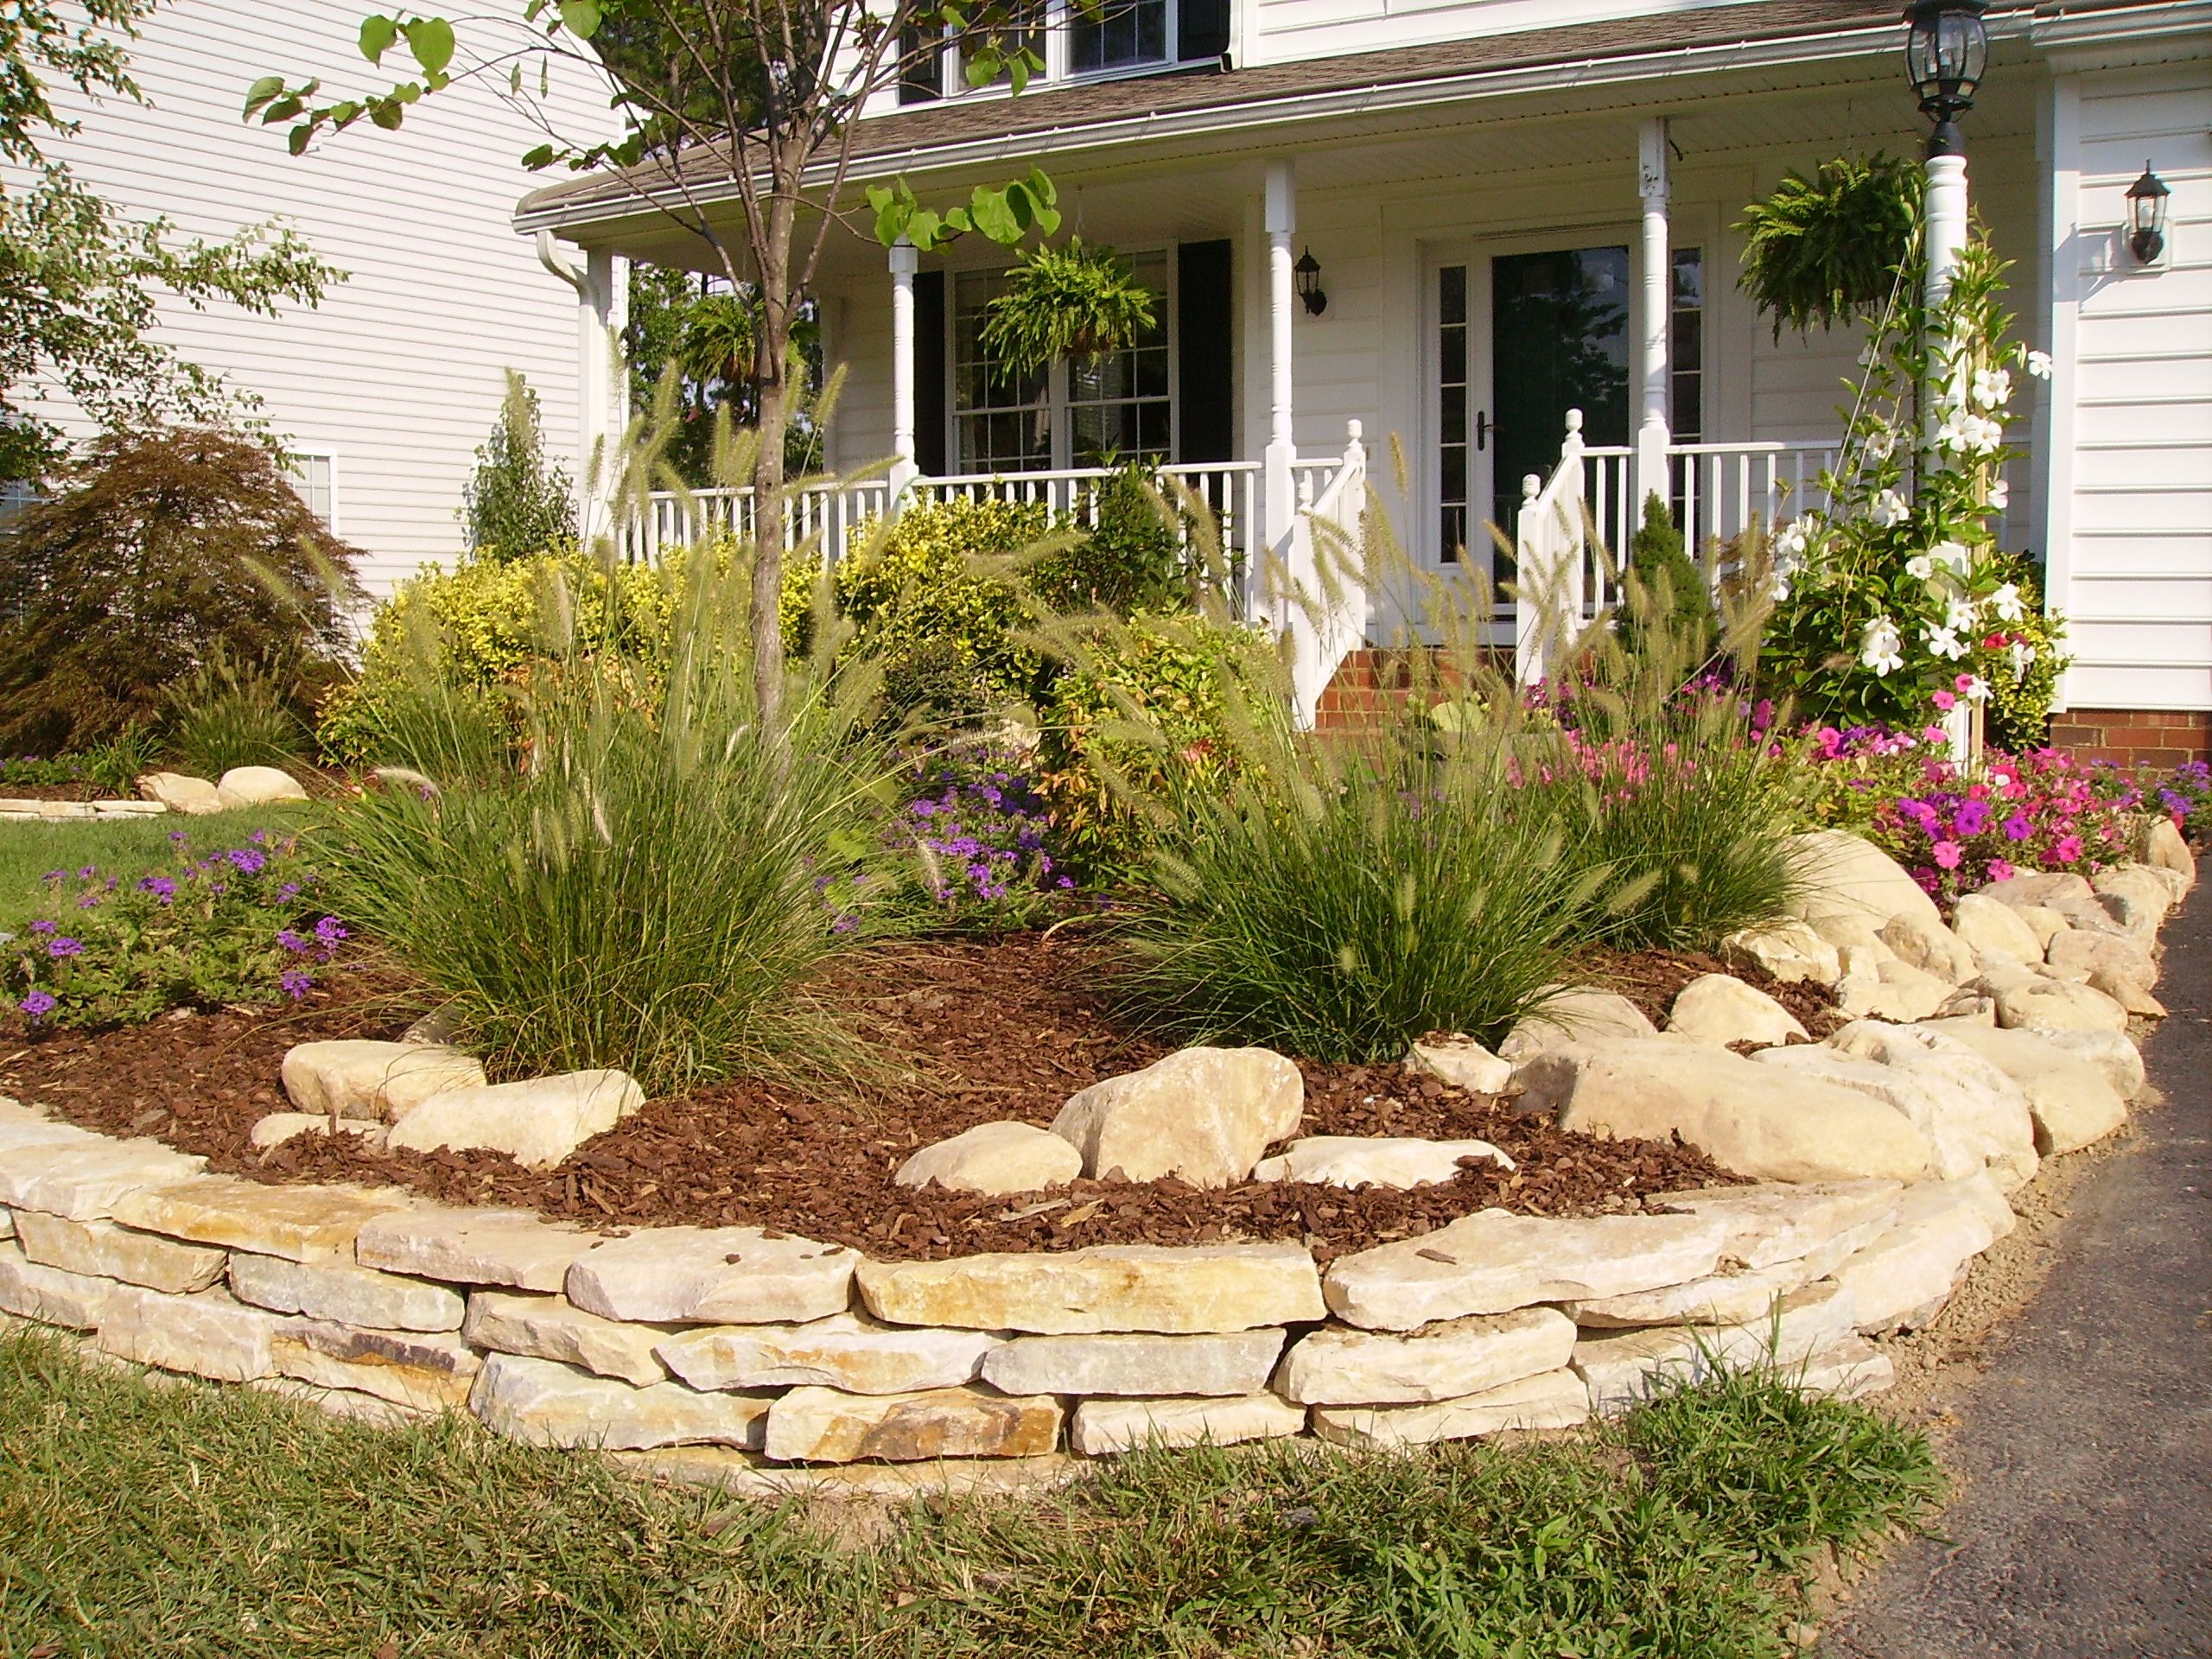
[1639, 1180, 1905, 1271]
[982, 1330, 1287, 1398]
[1071, 1393, 1307, 1456]
[470, 1351, 772, 1451]
[354, 1207, 598, 1292]
[1275, 1307, 1577, 1405]
[1560, 1211, 1887, 1329]
[1250, 1135, 1513, 1189]
[0, 1136, 206, 1222]
[13, 1211, 226, 1294]
[462, 1290, 674, 1387]
[1830, 1178, 2006, 1333]
[228, 1251, 465, 1332]
[95, 1285, 288, 1382]
[1311, 1368, 1591, 1449]
[563, 1227, 856, 1325]
[284, 1319, 480, 1381]
[1322, 1211, 1727, 1332]
[280, 1039, 486, 1122]
[623, 1446, 1084, 1503]
[0, 1240, 118, 1328]
[0, 1099, 99, 1154]
[270, 1334, 476, 1413]
[112, 1177, 410, 1263]
[857, 1243, 1325, 1335]
[1796, 1334, 1897, 1402]
[764, 1384, 1063, 1463]
[657, 1313, 999, 1395]
[1571, 1281, 1859, 1415]
[251, 1376, 432, 1431]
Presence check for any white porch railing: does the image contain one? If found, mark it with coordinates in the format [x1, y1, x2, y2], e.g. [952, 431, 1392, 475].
[1279, 423, 1370, 728]
[628, 477, 896, 565]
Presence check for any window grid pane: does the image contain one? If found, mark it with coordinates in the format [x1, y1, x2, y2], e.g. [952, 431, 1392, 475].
[1071, 0, 1166, 71]
[1064, 250, 1169, 466]
[953, 270, 1052, 471]
[1437, 264, 1468, 565]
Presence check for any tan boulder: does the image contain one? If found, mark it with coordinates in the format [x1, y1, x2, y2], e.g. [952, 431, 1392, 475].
[763, 1384, 1062, 1463]
[2047, 927, 2160, 991]
[1408, 1037, 1513, 1095]
[281, 1039, 486, 1122]
[1878, 912, 1978, 984]
[1050, 1046, 1300, 1187]
[1275, 1306, 1576, 1405]
[1497, 988, 1657, 1062]
[894, 1122, 1081, 1196]
[1787, 829, 1945, 933]
[1916, 1020, 2130, 1154]
[2033, 1027, 2146, 1100]
[1311, 1367, 1590, 1449]
[137, 772, 223, 815]
[1988, 973, 2131, 1034]
[1951, 893, 2045, 963]
[980, 1330, 1285, 1398]
[12, 1211, 226, 1294]
[856, 1243, 1325, 1335]
[1249, 1135, 1512, 1190]
[214, 765, 309, 810]
[1719, 922, 1843, 988]
[386, 1069, 643, 1169]
[1836, 956, 1955, 1023]
[2093, 864, 2174, 929]
[1980, 871, 2094, 910]
[2016, 906, 2072, 950]
[1511, 1038, 1934, 1185]
[1665, 974, 1808, 1048]
[1071, 1393, 1306, 1456]
[1321, 1209, 1726, 1331]
[2139, 817, 2196, 887]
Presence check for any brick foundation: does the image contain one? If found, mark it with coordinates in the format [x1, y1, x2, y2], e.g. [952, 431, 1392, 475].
[2045, 709, 2212, 770]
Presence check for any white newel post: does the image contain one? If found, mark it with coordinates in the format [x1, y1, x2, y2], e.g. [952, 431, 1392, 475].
[537, 232, 629, 547]
[1922, 148, 1973, 762]
[1634, 117, 1673, 532]
[1263, 158, 1298, 613]
[888, 238, 919, 502]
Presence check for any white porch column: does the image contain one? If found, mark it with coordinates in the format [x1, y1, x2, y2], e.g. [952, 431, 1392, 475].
[1263, 158, 1298, 580]
[1922, 145, 1973, 762]
[888, 238, 919, 498]
[1634, 118, 1673, 531]
[537, 232, 628, 547]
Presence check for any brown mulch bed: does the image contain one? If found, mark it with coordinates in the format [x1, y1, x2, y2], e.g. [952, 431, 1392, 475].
[0, 935, 1777, 1263]
[1597, 946, 1846, 1040]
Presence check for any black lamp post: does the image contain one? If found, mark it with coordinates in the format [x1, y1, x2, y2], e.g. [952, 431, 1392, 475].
[2126, 162, 2171, 264]
[1903, 0, 1990, 157]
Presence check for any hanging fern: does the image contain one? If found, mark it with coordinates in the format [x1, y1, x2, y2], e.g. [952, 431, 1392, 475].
[980, 238, 1157, 373]
[1736, 156, 1924, 339]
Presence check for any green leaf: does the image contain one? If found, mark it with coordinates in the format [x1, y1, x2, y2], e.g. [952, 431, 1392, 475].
[963, 53, 998, 88]
[522, 143, 556, 168]
[369, 99, 406, 130]
[329, 100, 364, 128]
[359, 14, 400, 64]
[967, 186, 1020, 245]
[404, 16, 456, 76]
[557, 0, 602, 35]
[242, 75, 286, 118]
[288, 124, 314, 156]
[1007, 54, 1029, 94]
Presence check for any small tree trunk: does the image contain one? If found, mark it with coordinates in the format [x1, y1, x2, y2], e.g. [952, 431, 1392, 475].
[747, 139, 808, 731]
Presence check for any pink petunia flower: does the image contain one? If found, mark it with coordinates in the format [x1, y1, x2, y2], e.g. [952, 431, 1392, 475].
[1933, 841, 1963, 870]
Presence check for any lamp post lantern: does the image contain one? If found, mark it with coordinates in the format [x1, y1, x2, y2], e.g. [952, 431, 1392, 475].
[1904, 0, 1989, 311]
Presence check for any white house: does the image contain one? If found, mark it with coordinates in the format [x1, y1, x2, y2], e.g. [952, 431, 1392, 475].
[21, 0, 621, 598]
[518, 0, 2211, 759]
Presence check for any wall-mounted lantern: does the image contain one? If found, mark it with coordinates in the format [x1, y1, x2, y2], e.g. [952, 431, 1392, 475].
[2126, 162, 2171, 264]
[1294, 246, 1327, 316]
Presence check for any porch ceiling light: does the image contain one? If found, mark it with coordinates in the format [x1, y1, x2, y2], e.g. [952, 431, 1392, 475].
[1295, 246, 1327, 316]
[2126, 162, 2171, 264]
[1903, 0, 1988, 154]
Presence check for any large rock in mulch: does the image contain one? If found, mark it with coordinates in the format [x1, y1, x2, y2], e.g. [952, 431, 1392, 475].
[2033, 1027, 2146, 1101]
[95, 1285, 288, 1382]
[763, 1384, 1063, 1463]
[1274, 1306, 1577, 1405]
[2139, 817, 2196, 887]
[0, 1135, 206, 1223]
[354, 1206, 599, 1293]
[1050, 1047, 1301, 1188]
[1719, 921, 1843, 988]
[980, 1330, 1286, 1398]
[137, 772, 223, 815]
[1664, 974, 1808, 1048]
[2047, 926, 2162, 994]
[2094, 864, 2175, 927]
[272, 1324, 481, 1412]
[856, 1243, 1325, 1336]
[213, 766, 308, 810]
[1916, 1020, 2130, 1155]
[1497, 988, 1658, 1062]
[227, 1249, 464, 1332]
[386, 1069, 644, 1169]
[12, 1211, 225, 1295]
[461, 1291, 674, 1388]
[1571, 1281, 1859, 1415]
[1249, 1135, 1512, 1190]
[894, 1122, 1082, 1196]
[1836, 955, 1955, 1023]
[248, 1114, 388, 1153]
[2014, 905, 2073, 950]
[1878, 912, 1979, 985]
[1070, 1393, 1306, 1456]
[1758, 1022, 2037, 1189]
[470, 1351, 772, 1451]
[1951, 893, 2047, 963]
[1985, 970, 2131, 1034]
[657, 1314, 999, 1395]
[0, 1241, 118, 1328]
[111, 1175, 407, 1263]
[1310, 1367, 1591, 1449]
[1787, 829, 1946, 933]
[1408, 1037, 1513, 1095]
[1830, 1173, 2012, 1334]
[281, 1039, 486, 1123]
[563, 1226, 855, 1326]
[1511, 1038, 1934, 1185]
[1980, 870, 2094, 910]
[1321, 1210, 1726, 1332]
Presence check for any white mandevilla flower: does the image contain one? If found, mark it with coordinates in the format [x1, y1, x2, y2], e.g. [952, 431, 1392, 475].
[1929, 540, 1971, 576]
[1863, 425, 1897, 461]
[1944, 594, 1977, 632]
[1923, 624, 1968, 661]
[1936, 410, 1971, 454]
[1986, 479, 2010, 512]
[1861, 615, 1905, 677]
[1972, 366, 2013, 410]
[1970, 414, 2004, 454]
[1872, 487, 1909, 529]
[1987, 582, 2025, 623]
[1960, 674, 1992, 703]
[1906, 554, 1936, 581]
[1772, 516, 1815, 560]
[1768, 569, 1792, 602]
[2009, 639, 2037, 675]
[2026, 348, 2054, 380]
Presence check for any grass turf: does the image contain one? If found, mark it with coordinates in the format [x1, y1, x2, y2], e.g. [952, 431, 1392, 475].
[0, 1327, 1942, 1658]
[0, 806, 318, 931]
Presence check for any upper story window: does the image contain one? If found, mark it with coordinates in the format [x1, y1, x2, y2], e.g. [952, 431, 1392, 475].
[899, 0, 1225, 104]
[1071, 0, 1167, 73]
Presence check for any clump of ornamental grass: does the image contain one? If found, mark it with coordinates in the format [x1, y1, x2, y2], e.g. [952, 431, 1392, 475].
[319, 432, 896, 1097]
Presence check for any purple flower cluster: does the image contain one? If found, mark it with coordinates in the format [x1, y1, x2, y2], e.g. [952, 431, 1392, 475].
[904, 763, 1071, 913]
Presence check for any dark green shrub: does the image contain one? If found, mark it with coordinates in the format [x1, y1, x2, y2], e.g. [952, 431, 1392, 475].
[1041, 462, 1187, 615]
[1621, 491, 1712, 658]
[0, 427, 361, 752]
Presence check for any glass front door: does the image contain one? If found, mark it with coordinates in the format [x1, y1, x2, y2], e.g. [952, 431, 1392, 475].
[1433, 241, 1633, 593]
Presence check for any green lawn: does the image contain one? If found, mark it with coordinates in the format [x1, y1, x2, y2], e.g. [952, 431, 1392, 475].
[0, 1328, 1942, 1658]
[0, 804, 319, 931]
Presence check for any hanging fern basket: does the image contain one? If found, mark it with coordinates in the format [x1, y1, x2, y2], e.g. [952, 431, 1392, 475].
[980, 238, 1158, 374]
[1736, 155, 1925, 338]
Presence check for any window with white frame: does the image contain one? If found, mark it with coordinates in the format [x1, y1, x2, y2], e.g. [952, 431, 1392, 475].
[950, 249, 1171, 473]
[287, 452, 337, 528]
[901, 0, 1179, 101]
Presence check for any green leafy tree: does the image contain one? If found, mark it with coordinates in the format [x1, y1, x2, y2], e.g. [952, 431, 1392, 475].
[251, 0, 1070, 727]
[464, 370, 577, 557]
[1, 1, 340, 482]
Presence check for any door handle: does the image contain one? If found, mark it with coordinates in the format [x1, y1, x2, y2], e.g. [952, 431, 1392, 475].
[1478, 411, 1495, 451]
